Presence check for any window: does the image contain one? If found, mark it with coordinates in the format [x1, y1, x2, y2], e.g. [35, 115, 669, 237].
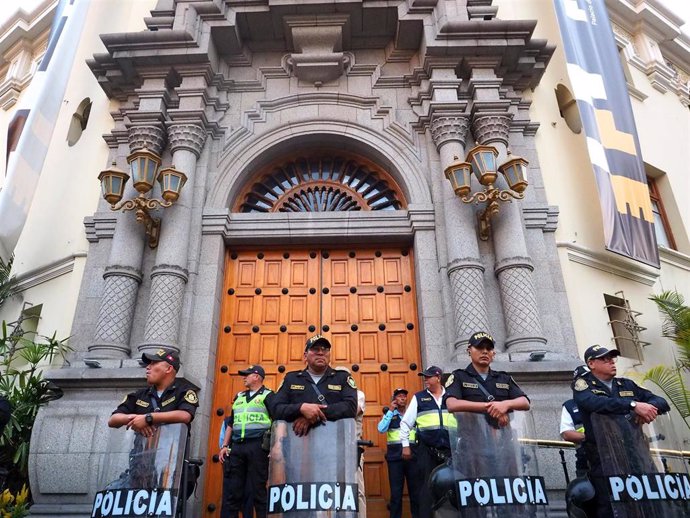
[604, 292, 649, 362]
[647, 177, 676, 250]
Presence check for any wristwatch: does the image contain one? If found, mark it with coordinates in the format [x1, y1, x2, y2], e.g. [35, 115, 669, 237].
[145, 413, 154, 425]
[629, 401, 637, 410]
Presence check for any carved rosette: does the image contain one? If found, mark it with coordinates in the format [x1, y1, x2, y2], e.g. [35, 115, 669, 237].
[447, 259, 489, 348]
[471, 114, 512, 147]
[140, 265, 189, 353]
[495, 257, 547, 352]
[167, 124, 207, 158]
[128, 124, 166, 155]
[89, 266, 143, 358]
[430, 115, 470, 150]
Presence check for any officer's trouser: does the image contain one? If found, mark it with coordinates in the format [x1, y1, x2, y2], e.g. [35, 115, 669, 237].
[223, 438, 269, 518]
[387, 453, 421, 518]
[416, 443, 447, 518]
[587, 458, 614, 518]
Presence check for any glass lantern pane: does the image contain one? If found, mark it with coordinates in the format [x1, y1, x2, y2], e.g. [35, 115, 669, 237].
[130, 160, 140, 181]
[169, 175, 180, 192]
[112, 176, 122, 194]
[482, 151, 496, 172]
[146, 159, 157, 184]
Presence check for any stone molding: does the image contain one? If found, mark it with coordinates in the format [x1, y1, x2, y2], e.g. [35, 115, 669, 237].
[448, 264, 489, 349]
[429, 114, 470, 150]
[103, 265, 142, 283]
[494, 256, 535, 276]
[447, 257, 484, 276]
[127, 124, 166, 155]
[167, 123, 207, 158]
[84, 214, 117, 242]
[471, 113, 512, 147]
[90, 274, 140, 358]
[522, 204, 559, 232]
[150, 263, 189, 282]
[201, 207, 435, 243]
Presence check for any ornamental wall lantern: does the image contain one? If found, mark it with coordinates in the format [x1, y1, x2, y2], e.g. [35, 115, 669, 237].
[98, 149, 187, 248]
[445, 145, 528, 241]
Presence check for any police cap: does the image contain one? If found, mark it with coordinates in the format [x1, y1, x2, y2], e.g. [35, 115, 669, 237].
[305, 334, 332, 351]
[468, 331, 495, 349]
[238, 364, 266, 378]
[141, 348, 180, 371]
[583, 344, 620, 363]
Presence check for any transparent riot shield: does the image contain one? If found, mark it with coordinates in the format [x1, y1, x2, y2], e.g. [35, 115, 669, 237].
[591, 413, 690, 517]
[92, 423, 188, 518]
[446, 411, 548, 518]
[267, 419, 359, 517]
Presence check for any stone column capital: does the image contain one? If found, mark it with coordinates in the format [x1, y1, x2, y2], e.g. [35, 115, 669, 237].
[429, 114, 470, 151]
[127, 124, 166, 155]
[167, 123, 207, 158]
[471, 113, 512, 147]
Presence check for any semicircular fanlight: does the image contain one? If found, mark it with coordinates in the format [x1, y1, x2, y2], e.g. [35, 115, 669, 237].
[238, 156, 404, 212]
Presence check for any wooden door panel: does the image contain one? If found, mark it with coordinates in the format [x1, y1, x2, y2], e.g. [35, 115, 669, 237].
[205, 247, 421, 518]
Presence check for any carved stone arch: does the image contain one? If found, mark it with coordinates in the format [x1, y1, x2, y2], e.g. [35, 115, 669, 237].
[234, 151, 406, 213]
[209, 121, 432, 210]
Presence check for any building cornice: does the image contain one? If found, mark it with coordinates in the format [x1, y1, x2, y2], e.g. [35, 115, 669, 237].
[557, 241, 660, 286]
[13, 253, 87, 293]
[0, 0, 56, 65]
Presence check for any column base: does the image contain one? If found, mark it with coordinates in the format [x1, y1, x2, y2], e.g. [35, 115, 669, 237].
[86, 343, 130, 360]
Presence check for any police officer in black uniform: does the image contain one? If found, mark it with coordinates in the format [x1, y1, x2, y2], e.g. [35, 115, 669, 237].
[108, 348, 199, 432]
[270, 335, 357, 435]
[560, 366, 589, 477]
[219, 365, 274, 518]
[445, 331, 529, 426]
[572, 344, 670, 518]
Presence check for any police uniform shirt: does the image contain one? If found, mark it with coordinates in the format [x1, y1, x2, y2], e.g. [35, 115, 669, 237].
[113, 381, 199, 420]
[572, 372, 670, 441]
[445, 364, 528, 403]
[269, 367, 357, 421]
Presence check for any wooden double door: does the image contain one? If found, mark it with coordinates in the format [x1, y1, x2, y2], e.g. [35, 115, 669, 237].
[204, 247, 423, 518]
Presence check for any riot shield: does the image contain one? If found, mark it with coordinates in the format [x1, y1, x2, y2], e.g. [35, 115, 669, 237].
[267, 418, 359, 517]
[446, 411, 548, 518]
[92, 423, 188, 518]
[591, 413, 690, 517]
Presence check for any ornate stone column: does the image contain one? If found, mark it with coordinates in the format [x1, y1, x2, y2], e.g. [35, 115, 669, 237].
[472, 113, 547, 353]
[88, 125, 166, 359]
[430, 113, 489, 349]
[139, 123, 206, 354]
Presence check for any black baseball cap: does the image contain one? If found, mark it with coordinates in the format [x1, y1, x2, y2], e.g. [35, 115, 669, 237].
[418, 366, 443, 377]
[141, 348, 180, 371]
[584, 345, 620, 363]
[468, 331, 495, 349]
[392, 388, 408, 397]
[305, 334, 332, 351]
[238, 365, 266, 378]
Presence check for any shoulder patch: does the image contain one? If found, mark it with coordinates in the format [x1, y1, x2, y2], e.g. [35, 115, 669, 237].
[574, 378, 588, 392]
[277, 379, 284, 392]
[347, 376, 357, 389]
[120, 394, 128, 405]
[444, 374, 455, 387]
[184, 389, 199, 405]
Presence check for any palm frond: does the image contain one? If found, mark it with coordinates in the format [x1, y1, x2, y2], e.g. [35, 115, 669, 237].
[0, 254, 19, 309]
[650, 291, 690, 366]
[642, 365, 690, 426]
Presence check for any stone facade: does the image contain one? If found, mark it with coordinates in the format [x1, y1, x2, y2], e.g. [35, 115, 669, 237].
[27, 1, 584, 516]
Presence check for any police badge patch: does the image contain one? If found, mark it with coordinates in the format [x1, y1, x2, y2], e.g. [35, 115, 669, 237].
[184, 390, 199, 404]
[444, 374, 454, 387]
[347, 376, 357, 389]
[574, 378, 588, 392]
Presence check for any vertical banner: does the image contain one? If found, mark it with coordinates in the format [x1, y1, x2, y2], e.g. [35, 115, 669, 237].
[0, 0, 89, 262]
[553, 0, 660, 268]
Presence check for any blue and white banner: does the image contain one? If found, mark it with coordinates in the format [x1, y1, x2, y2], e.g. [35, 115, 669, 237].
[0, 0, 89, 262]
[553, 0, 660, 268]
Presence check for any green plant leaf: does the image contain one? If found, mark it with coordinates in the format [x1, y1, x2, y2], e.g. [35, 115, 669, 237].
[642, 365, 690, 424]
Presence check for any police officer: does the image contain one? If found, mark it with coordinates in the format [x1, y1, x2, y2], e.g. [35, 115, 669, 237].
[573, 344, 670, 518]
[445, 331, 529, 427]
[108, 348, 199, 433]
[377, 388, 420, 518]
[270, 335, 357, 435]
[560, 365, 589, 477]
[219, 364, 273, 518]
[399, 366, 453, 518]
